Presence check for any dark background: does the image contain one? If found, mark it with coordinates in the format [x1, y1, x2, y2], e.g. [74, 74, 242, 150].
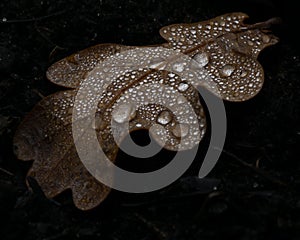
[0, 0, 299, 239]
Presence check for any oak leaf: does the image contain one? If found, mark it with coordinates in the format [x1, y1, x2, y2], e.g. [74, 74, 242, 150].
[14, 13, 278, 210]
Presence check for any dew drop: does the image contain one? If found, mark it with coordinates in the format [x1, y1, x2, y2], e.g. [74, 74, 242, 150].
[176, 95, 187, 104]
[178, 82, 189, 92]
[193, 52, 209, 67]
[262, 34, 270, 43]
[157, 110, 172, 125]
[240, 70, 248, 78]
[112, 103, 136, 123]
[172, 62, 185, 72]
[172, 123, 189, 138]
[220, 64, 235, 77]
[247, 40, 254, 46]
[149, 57, 166, 70]
[168, 72, 176, 78]
[190, 29, 197, 35]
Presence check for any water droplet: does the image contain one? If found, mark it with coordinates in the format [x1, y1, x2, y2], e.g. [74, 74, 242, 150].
[172, 62, 185, 72]
[262, 34, 270, 43]
[247, 40, 254, 46]
[112, 103, 136, 123]
[220, 64, 235, 77]
[190, 29, 197, 35]
[149, 57, 166, 70]
[193, 52, 209, 67]
[2, 17, 7, 22]
[178, 82, 189, 92]
[240, 70, 248, 77]
[176, 95, 187, 104]
[220, 20, 226, 27]
[172, 123, 189, 138]
[168, 73, 175, 78]
[157, 110, 172, 125]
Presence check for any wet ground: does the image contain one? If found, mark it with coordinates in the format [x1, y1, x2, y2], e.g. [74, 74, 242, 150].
[0, 0, 300, 239]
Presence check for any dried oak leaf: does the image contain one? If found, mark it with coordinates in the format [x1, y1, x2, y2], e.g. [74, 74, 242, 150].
[14, 12, 278, 210]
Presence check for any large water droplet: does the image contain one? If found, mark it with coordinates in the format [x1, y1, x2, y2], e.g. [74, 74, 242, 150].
[220, 64, 235, 77]
[193, 52, 209, 67]
[172, 123, 189, 138]
[112, 103, 136, 123]
[178, 82, 189, 92]
[157, 110, 172, 125]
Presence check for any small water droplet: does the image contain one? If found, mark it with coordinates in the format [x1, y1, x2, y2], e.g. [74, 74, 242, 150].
[157, 110, 172, 125]
[220, 20, 226, 27]
[168, 72, 175, 78]
[190, 29, 197, 35]
[149, 57, 166, 70]
[193, 52, 209, 67]
[262, 34, 270, 43]
[2, 17, 7, 22]
[220, 64, 235, 77]
[240, 70, 248, 77]
[176, 95, 186, 104]
[178, 82, 189, 92]
[112, 103, 136, 123]
[247, 40, 254, 46]
[172, 62, 185, 72]
[172, 123, 189, 138]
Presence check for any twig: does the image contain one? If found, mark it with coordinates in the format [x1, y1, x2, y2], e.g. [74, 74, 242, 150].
[32, 89, 46, 99]
[35, 25, 65, 49]
[221, 148, 287, 187]
[0, 167, 14, 176]
[1, 11, 65, 24]
[135, 213, 167, 239]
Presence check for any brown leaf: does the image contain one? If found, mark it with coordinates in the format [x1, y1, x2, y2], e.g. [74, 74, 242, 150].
[14, 12, 278, 210]
[46, 44, 134, 88]
[14, 90, 111, 210]
[160, 12, 279, 101]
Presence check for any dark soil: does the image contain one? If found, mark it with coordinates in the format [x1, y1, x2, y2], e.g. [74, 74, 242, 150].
[1, 0, 299, 239]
